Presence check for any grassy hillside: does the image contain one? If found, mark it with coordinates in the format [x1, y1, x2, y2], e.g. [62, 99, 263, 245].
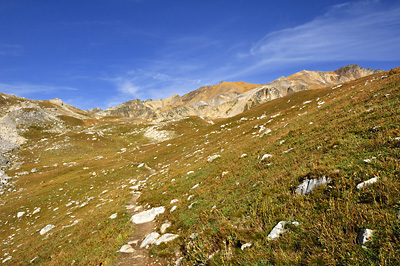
[0, 68, 399, 265]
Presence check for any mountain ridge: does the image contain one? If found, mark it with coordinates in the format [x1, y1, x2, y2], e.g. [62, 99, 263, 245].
[88, 64, 381, 120]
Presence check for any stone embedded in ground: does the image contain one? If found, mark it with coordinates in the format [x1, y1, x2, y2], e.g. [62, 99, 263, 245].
[130, 206, 165, 224]
[170, 199, 178, 204]
[156, 233, 179, 245]
[356, 176, 379, 189]
[160, 221, 172, 234]
[357, 229, 374, 248]
[109, 213, 117, 219]
[140, 232, 160, 248]
[267, 221, 299, 240]
[241, 243, 252, 250]
[119, 244, 135, 253]
[40, 224, 55, 235]
[260, 154, 272, 162]
[17, 211, 25, 218]
[296, 176, 330, 195]
[207, 154, 221, 162]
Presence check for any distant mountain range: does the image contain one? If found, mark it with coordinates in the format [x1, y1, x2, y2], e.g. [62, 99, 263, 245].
[87, 65, 381, 120]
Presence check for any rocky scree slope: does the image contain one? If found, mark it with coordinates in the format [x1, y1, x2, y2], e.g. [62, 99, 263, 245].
[88, 65, 380, 121]
[0, 94, 94, 194]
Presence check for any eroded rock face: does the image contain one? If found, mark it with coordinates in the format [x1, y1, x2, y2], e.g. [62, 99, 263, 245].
[295, 176, 330, 195]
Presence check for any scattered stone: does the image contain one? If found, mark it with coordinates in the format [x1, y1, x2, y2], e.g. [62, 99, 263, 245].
[31, 168, 38, 173]
[170, 206, 177, 213]
[170, 199, 179, 204]
[17, 211, 25, 218]
[140, 232, 160, 248]
[363, 157, 376, 163]
[357, 229, 374, 248]
[187, 171, 194, 175]
[109, 213, 117, 219]
[138, 163, 144, 168]
[296, 176, 330, 195]
[260, 154, 272, 162]
[241, 243, 252, 250]
[240, 153, 247, 158]
[2, 256, 12, 263]
[207, 155, 221, 162]
[119, 244, 135, 253]
[160, 221, 172, 234]
[282, 148, 293, 154]
[356, 176, 379, 189]
[190, 233, 198, 239]
[131, 207, 165, 224]
[267, 221, 299, 240]
[40, 224, 55, 235]
[191, 183, 199, 190]
[32, 207, 41, 215]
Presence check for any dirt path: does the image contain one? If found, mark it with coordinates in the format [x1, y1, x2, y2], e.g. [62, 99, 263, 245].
[114, 192, 161, 266]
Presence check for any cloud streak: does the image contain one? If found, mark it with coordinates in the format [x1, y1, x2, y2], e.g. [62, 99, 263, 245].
[246, 1, 400, 66]
[0, 82, 76, 98]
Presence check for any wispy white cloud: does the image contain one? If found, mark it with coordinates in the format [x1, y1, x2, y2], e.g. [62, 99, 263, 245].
[0, 82, 76, 97]
[245, 0, 400, 67]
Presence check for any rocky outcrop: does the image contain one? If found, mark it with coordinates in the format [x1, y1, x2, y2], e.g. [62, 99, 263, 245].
[90, 65, 380, 121]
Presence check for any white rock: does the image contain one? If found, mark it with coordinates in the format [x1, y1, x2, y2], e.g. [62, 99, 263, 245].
[187, 171, 194, 175]
[240, 153, 247, 158]
[119, 244, 135, 253]
[207, 155, 221, 162]
[363, 157, 376, 163]
[138, 163, 144, 168]
[267, 221, 299, 240]
[170, 199, 179, 204]
[241, 243, 252, 250]
[140, 232, 160, 248]
[191, 183, 199, 190]
[170, 206, 177, 213]
[131, 207, 165, 224]
[17, 211, 25, 218]
[32, 207, 41, 215]
[156, 233, 179, 245]
[260, 154, 272, 162]
[40, 224, 55, 235]
[160, 221, 172, 234]
[109, 213, 117, 219]
[357, 229, 374, 248]
[282, 148, 294, 154]
[357, 176, 379, 189]
[296, 176, 330, 195]
[2, 256, 12, 263]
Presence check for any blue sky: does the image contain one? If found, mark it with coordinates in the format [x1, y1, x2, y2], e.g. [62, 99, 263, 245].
[0, 0, 399, 110]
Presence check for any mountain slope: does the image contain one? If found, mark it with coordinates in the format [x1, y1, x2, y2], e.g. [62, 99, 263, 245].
[0, 67, 398, 265]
